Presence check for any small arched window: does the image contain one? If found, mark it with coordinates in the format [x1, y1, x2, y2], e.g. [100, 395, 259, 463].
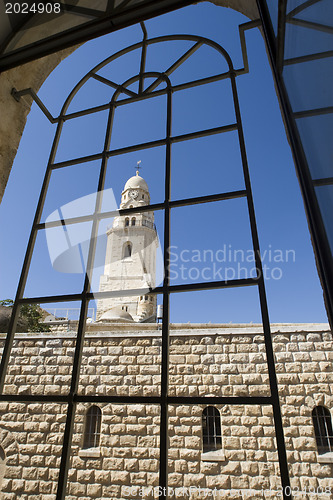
[125, 217, 129, 227]
[124, 242, 132, 258]
[312, 406, 333, 454]
[131, 217, 136, 226]
[83, 406, 102, 449]
[202, 406, 222, 453]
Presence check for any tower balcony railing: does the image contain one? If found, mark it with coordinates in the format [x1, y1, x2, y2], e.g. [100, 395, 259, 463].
[112, 219, 156, 230]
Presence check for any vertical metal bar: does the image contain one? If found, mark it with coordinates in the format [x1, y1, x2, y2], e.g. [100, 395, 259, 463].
[55, 104, 115, 500]
[277, 0, 287, 73]
[159, 85, 172, 499]
[55, 299, 88, 500]
[0, 117, 63, 392]
[230, 71, 292, 500]
[139, 22, 147, 94]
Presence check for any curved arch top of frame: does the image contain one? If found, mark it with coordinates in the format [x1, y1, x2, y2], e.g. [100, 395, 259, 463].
[60, 34, 236, 117]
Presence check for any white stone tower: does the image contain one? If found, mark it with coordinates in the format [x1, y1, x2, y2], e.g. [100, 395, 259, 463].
[96, 169, 158, 323]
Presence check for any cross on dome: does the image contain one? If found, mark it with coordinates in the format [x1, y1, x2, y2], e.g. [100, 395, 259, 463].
[136, 160, 142, 176]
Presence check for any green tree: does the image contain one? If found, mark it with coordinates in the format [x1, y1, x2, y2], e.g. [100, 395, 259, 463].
[0, 300, 50, 332]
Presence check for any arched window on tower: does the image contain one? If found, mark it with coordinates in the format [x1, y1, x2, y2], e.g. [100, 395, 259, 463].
[125, 217, 129, 227]
[312, 406, 333, 455]
[202, 406, 222, 453]
[83, 406, 102, 449]
[124, 242, 132, 259]
[131, 217, 136, 226]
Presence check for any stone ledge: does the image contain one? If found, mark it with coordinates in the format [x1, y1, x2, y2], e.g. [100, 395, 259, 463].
[201, 450, 226, 462]
[78, 448, 101, 459]
[317, 452, 333, 464]
[0, 323, 330, 341]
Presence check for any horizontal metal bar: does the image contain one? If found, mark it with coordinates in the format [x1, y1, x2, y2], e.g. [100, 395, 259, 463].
[0, 394, 272, 405]
[36, 190, 246, 230]
[167, 396, 272, 405]
[50, 124, 237, 170]
[90, 278, 258, 301]
[170, 189, 247, 208]
[18, 277, 258, 305]
[61, 103, 110, 122]
[284, 49, 333, 66]
[294, 106, 333, 119]
[18, 294, 83, 305]
[174, 70, 234, 89]
[37, 203, 164, 229]
[107, 138, 167, 156]
[313, 177, 333, 187]
[0, 394, 71, 403]
[287, 17, 333, 34]
[51, 153, 104, 170]
[163, 277, 258, 294]
[171, 123, 238, 143]
[37, 213, 99, 230]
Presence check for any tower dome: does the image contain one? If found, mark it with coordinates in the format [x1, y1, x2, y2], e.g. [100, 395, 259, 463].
[123, 172, 149, 192]
[98, 305, 133, 323]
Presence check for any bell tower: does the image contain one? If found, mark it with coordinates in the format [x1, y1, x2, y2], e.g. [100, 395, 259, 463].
[96, 168, 158, 323]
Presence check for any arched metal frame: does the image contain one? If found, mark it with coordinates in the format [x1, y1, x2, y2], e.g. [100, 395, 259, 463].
[0, 24, 292, 499]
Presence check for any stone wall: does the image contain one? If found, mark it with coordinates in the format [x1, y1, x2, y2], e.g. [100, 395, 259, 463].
[0, 324, 332, 499]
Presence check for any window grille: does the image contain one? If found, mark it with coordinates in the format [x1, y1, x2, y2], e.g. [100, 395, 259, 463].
[312, 406, 333, 455]
[83, 406, 102, 449]
[202, 406, 222, 453]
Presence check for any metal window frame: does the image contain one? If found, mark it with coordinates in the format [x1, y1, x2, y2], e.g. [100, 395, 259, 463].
[0, 23, 292, 500]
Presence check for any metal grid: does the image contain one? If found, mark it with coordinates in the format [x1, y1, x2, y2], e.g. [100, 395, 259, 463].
[1, 22, 292, 499]
[312, 406, 333, 455]
[257, 0, 333, 328]
[202, 406, 222, 453]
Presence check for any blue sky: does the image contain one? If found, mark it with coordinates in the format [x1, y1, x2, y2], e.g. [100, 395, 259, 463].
[0, 2, 328, 324]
